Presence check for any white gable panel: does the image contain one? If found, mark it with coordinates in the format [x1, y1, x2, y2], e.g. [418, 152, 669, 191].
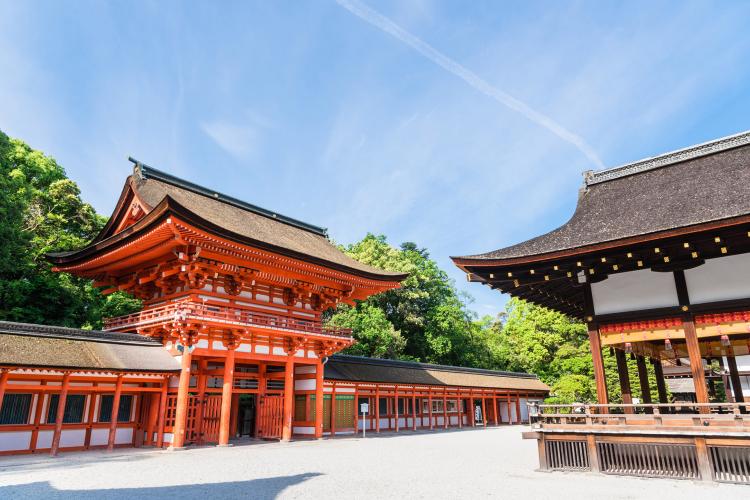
[592, 269, 678, 315]
[685, 253, 750, 304]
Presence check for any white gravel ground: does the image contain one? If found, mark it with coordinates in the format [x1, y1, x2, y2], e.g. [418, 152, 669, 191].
[0, 426, 745, 499]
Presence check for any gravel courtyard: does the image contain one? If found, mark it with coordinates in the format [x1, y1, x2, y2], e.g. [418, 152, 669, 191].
[0, 426, 744, 499]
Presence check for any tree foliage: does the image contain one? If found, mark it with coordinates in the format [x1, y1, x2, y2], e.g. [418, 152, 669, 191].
[0, 130, 140, 328]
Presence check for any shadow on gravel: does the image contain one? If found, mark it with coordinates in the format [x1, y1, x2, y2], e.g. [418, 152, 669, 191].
[0, 473, 323, 499]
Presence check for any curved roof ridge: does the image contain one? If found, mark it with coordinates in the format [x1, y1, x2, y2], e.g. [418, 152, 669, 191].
[584, 129, 750, 186]
[0, 321, 161, 347]
[129, 157, 328, 236]
[329, 354, 540, 379]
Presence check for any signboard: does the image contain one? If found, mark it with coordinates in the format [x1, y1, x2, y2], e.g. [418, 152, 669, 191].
[360, 402, 369, 414]
[474, 405, 483, 424]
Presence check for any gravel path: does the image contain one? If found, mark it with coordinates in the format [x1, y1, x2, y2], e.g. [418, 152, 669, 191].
[0, 426, 744, 499]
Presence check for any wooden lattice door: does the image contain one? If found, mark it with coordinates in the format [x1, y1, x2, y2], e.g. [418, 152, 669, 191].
[257, 395, 283, 439]
[201, 395, 222, 443]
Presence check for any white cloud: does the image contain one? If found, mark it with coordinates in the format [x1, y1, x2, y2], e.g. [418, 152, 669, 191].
[201, 120, 261, 159]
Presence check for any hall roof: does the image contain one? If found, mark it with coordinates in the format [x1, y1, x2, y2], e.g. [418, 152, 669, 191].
[49, 160, 406, 282]
[324, 354, 549, 392]
[0, 321, 179, 373]
[454, 130, 750, 265]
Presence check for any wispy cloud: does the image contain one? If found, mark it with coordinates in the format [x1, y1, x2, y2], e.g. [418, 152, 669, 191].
[201, 120, 261, 159]
[335, 0, 604, 169]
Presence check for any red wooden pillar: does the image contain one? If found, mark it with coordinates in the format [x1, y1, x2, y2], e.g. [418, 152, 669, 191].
[255, 363, 266, 437]
[482, 394, 487, 427]
[588, 326, 609, 407]
[107, 375, 124, 451]
[442, 388, 448, 429]
[50, 372, 71, 456]
[330, 383, 337, 438]
[194, 358, 209, 444]
[394, 385, 399, 432]
[0, 369, 9, 411]
[156, 376, 169, 448]
[493, 395, 499, 426]
[615, 349, 634, 414]
[469, 392, 475, 426]
[145, 391, 160, 446]
[375, 385, 380, 433]
[428, 389, 433, 430]
[314, 362, 324, 438]
[84, 384, 98, 449]
[281, 356, 295, 441]
[684, 317, 710, 413]
[218, 347, 236, 446]
[412, 388, 417, 431]
[457, 391, 463, 429]
[515, 393, 521, 424]
[30, 381, 46, 452]
[171, 343, 193, 450]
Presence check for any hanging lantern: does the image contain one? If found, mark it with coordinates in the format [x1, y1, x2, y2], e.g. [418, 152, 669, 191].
[625, 342, 633, 354]
[609, 347, 615, 356]
[721, 334, 731, 347]
[665, 339, 673, 351]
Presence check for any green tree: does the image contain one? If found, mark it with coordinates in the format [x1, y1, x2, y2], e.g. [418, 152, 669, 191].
[0, 130, 140, 328]
[327, 303, 406, 358]
[330, 234, 499, 367]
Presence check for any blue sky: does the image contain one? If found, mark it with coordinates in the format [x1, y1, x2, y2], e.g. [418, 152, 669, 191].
[2, 0, 750, 317]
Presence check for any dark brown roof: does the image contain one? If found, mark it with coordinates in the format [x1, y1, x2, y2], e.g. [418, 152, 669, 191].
[0, 321, 179, 372]
[325, 355, 549, 392]
[50, 160, 406, 281]
[454, 131, 750, 263]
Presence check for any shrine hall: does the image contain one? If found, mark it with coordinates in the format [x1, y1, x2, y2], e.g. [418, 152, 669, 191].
[454, 130, 750, 483]
[0, 161, 547, 456]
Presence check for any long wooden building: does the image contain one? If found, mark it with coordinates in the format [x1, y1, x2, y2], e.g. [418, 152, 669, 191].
[0, 161, 548, 456]
[453, 130, 750, 483]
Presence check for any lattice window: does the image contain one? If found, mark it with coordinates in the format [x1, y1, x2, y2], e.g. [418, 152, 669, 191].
[0, 394, 32, 425]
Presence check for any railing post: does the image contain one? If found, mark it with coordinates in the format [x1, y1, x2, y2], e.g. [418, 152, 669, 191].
[586, 434, 599, 472]
[694, 437, 713, 482]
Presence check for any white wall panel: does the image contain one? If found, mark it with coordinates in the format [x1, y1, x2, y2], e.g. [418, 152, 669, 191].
[0, 431, 31, 452]
[60, 429, 86, 447]
[592, 269, 678, 315]
[36, 430, 53, 449]
[685, 253, 750, 304]
[295, 379, 316, 391]
[115, 428, 133, 444]
[90, 428, 109, 446]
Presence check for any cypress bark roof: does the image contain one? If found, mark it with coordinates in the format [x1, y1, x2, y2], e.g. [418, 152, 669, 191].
[324, 354, 549, 392]
[0, 321, 179, 372]
[50, 160, 406, 282]
[454, 131, 750, 263]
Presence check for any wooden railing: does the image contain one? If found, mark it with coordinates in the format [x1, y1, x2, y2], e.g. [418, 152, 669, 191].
[104, 299, 353, 339]
[531, 402, 750, 434]
[526, 402, 750, 484]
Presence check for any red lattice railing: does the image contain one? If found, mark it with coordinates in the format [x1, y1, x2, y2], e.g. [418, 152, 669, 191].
[104, 299, 352, 338]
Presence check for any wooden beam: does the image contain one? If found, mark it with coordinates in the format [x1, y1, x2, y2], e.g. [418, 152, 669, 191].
[726, 354, 746, 412]
[50, 372, 71, 456]
[281, 356, 294, 441]
[107, 375, 124, 451]
[314, 362, 324, 438]
[218, 348, 236, 446]
[635, 356, 653, 414]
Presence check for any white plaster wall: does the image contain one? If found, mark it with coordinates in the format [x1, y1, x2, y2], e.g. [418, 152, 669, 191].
[212, 341, 226, 350]
[592, 269, 679, 315]
[255, 345, 269, 354]
[519, 398, 529, 422]
[499, 402, 509, 423]
[685, 253, 750, 304]
[295, 379, 316, 391]
[90, 428, 109, 446]
[115, 428, 133, 445]
[60, 429, 86, 447]
[196, 339, 209, 349]
[272, 347, 285, 356]
[296, 365, 316, 374]
[237, 343, 252, 353]
[294, 426, 314, 435]
[36, 430, 53, 449]
[0, 431, 31, 452]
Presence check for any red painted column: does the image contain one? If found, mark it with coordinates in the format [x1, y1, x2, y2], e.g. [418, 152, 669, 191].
[493, 395, 499, 426]
[107, 375, 124, 451]
[281, 355, 295, 441]
[330, 383, 337, 438]
[375, 385, 381, 433]
[442, 388, 448, 429]
[171, 342, 194, 450]
[314, 362, 324, 438]
[457, 391, 463, 429]
[515, 393, 521, 424]
[50, 372, 71, 457]
[0, 369, 9, 411]
[394, 385, 399, 433]
[428, 389, 433, 430]
[218, 347, 236, 446]
[481, 397, 487, 427]
[155, 377, 169, 448]
[412, 389, 417, 431]
[254, 363, 266, 437]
